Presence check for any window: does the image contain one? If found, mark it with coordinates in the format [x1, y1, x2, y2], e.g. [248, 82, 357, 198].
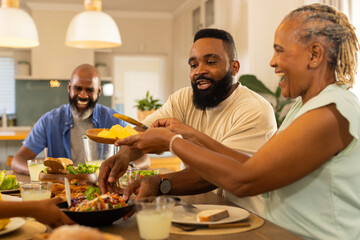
[0, 57, 15, 115]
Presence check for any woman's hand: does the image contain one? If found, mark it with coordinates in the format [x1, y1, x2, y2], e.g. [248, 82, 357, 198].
[151, 118, 200, 144]
[31, 197, 75, 228]
[115, 128, 175, 153]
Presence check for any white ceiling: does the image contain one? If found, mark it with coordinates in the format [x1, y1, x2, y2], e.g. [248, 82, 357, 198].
[21, 0, 188, 13]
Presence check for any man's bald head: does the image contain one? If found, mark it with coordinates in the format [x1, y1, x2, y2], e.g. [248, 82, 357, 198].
[68, 64, 102, 119]
[70, 64, 101, 87]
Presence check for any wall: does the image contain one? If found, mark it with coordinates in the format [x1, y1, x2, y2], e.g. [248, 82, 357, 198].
[15, 79, 112, 126]
[110, 16, 174, 98]
[172, 0, 303, 93]
[30, 9, 94, 79]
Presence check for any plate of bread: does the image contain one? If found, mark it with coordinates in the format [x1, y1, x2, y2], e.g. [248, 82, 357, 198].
[172, 204, 249, 225]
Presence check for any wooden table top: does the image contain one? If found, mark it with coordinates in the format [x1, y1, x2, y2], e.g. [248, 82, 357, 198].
[8, 171, 304, 240]
[0, 129, 31, 140]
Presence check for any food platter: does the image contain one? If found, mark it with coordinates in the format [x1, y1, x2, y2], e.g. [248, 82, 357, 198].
[38, 171, 98, 184]
[57, 201, 134, 226]
[85, 129, 117, 144]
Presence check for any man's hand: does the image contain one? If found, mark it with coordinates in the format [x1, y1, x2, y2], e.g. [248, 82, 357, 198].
[122, 175, 161, 220]
[99, 152, 130, 194]
[150, 118, 181, 128]
[31, 198, 75, 228]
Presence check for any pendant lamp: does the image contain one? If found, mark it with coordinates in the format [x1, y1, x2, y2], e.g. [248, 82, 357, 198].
[65, 0, 121, 49]
[0, 0, 39, 48]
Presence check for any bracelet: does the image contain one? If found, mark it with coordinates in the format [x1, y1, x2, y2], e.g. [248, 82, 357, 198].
[169, 134, 183, 156]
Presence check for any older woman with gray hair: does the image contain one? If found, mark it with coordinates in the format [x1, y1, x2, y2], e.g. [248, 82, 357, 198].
[116, 4, 360, 240]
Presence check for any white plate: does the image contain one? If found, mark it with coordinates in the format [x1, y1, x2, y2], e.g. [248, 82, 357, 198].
[0, 194, 21, 201]
[0, 217, 25, 236]
[172, 204, 250, 225]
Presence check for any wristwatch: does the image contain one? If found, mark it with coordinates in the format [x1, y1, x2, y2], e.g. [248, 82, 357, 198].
[158, 174, 172, 195]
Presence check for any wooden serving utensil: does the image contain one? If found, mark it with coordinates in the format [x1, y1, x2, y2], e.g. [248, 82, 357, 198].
[85, 129, 117, 144]
[113, 114, 149, 130]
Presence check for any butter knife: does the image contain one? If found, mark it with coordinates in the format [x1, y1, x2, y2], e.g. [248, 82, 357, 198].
[64, 177, 71, 207]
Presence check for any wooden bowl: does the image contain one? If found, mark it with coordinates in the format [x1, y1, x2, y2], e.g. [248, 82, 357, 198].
[38, 171, 98, 184]
[85, 129, 117, 144]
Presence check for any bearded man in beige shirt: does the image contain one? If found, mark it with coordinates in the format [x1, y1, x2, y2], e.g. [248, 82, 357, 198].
[99, 28, 277, 215]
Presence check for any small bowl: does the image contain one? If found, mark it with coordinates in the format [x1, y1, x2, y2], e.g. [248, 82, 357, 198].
[39, 171, 97, 184]
[57, 201, 134, 226]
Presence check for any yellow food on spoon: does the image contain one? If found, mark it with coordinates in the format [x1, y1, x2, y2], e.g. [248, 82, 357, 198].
[110, 124, 132, 139]
[124, 125, 139, 135]
[97, 129, 116, 139]
[97, 124, 139, 139]
[0, 192, 10, 231]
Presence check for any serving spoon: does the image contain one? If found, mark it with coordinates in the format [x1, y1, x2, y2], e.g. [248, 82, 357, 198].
[113, 114, 149, 130]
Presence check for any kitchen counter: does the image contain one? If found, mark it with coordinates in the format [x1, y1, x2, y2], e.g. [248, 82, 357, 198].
[0, 127, 32, 169]
[0, 127, 31, 140]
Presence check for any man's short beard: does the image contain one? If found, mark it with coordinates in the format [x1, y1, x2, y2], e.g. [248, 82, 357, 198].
[192, 69, 233, 110]
[69, 95, 97, 120]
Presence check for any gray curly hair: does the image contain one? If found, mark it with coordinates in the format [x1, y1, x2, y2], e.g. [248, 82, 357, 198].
[284, 3, 359, 88]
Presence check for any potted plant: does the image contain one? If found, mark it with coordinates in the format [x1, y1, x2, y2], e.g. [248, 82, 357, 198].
[134, 91, 162, 122]
[238, 74, 293, 127]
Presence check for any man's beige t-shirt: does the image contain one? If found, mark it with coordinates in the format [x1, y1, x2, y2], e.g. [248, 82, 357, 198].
[143, 84, 277, 215]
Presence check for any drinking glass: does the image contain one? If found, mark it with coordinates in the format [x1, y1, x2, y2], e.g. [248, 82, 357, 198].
[27, 159, 45, 182]
[135, 196, 175, 240]
[83, 135, 120, 175]
[20, 182, 53, 201]
[118, 167, 140, 189]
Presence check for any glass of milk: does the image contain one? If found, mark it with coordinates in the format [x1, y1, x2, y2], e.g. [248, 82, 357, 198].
[27, 159, 45, 182]
[135, 196, 175, 240]
[20, 182, 53, 201]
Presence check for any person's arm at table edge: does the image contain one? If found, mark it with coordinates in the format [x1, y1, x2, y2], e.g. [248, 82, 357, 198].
[11, 145, 36, 175]
[124, 168, 217, 200]
[163, 168, 217, 195]
[0, 198, 75, 226]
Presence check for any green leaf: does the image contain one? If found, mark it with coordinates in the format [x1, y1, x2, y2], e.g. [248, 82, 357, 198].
[275, 86, 282, 98]
[238, 75, 274, 96]
[134, 90, 162, 110]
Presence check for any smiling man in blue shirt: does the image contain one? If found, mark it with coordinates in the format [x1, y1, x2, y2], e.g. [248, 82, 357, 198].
[12, 64, 127, 174]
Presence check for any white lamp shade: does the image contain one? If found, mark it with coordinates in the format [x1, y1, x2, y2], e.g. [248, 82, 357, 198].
[65, 11, 121, 49]
[0, 7, 39, 48]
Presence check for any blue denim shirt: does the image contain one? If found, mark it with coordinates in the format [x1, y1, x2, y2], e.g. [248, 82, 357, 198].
[23, 104, 127, 158]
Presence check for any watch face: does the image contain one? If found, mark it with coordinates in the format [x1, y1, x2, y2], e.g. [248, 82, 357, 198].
[160, 179, 172, 194]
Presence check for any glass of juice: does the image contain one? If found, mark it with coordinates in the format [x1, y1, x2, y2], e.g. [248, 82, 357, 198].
[20, 182, 53, 201]
[118, 167, 140, 189]
[27, 159, 45, 182]
[135, 196, 175, 240]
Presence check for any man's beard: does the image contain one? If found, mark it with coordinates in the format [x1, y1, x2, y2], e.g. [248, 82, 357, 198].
[192, 69, 233, 110]
[69, 95, 97, 120]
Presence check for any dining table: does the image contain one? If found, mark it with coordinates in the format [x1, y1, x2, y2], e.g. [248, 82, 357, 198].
[5, 170, 305, 240]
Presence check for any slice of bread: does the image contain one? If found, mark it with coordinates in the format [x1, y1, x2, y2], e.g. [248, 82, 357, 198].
[197, 209, 230, 222]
